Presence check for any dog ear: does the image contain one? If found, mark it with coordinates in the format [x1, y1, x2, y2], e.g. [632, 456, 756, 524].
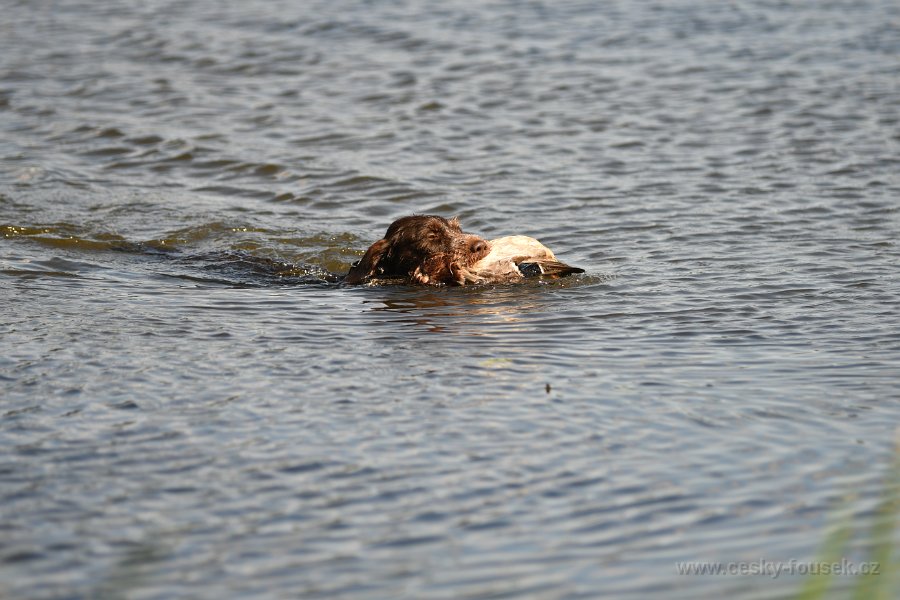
[344, 238, 390, 284]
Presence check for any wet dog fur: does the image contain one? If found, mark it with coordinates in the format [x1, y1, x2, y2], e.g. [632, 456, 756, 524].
[345, 215, 490, 285]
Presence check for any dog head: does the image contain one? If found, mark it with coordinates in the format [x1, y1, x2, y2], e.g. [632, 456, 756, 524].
[345, 215, 491, 285]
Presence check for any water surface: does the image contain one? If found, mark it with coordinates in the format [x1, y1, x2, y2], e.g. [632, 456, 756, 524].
[2, 0, 899, 597]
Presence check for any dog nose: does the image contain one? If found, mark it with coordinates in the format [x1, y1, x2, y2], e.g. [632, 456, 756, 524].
[471, 239, 487, 254]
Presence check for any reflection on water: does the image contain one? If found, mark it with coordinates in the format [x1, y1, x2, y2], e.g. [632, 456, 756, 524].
[364, 277, 612, 335]
[2, 0, 900, 598]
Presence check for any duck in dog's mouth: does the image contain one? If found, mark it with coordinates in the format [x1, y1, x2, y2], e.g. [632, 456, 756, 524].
[345, 215, 583, 286]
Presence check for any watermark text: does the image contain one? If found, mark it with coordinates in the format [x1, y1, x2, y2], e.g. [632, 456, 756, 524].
[676, 558, 880, 579]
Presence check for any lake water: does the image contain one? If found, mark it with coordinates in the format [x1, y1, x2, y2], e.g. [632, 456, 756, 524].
[2, 0, 899, 597]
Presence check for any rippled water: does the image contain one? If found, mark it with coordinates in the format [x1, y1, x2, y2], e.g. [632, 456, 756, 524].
[2, 0, 900, 597]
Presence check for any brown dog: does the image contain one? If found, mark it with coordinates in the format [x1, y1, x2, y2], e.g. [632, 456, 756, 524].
[345, 215, 583, 285]
[345, 215, 490, 285]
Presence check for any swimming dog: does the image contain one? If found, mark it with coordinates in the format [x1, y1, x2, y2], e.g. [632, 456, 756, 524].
[345, 215, 582, 285]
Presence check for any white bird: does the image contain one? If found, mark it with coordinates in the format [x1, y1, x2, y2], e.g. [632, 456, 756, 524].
[459, 235, 584, 284]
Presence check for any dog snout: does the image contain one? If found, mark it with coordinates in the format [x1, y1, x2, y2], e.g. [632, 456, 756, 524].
[470, 238, 488, 255]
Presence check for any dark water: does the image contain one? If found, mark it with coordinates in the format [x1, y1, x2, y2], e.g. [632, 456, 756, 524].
[2, 0, 900, 597]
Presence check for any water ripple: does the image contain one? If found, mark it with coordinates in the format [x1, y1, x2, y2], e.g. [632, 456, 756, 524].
[2, 0, 900, 598]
